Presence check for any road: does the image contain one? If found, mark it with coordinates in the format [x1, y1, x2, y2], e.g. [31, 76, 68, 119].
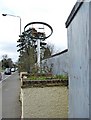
[1, 71, 21, 118]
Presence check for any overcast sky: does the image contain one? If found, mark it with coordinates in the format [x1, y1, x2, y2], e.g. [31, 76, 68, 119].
[0, 0, 77, 62]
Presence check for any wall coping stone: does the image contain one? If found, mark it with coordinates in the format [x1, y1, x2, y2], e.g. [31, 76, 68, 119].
[65, 1, 84, 28]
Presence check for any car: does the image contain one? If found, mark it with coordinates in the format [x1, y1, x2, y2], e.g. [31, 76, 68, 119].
[11, 68, 15, 72]
[0, 72, 2, 80]
[4, 68, 11, 75]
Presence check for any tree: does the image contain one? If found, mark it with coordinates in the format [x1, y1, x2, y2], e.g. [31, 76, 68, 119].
[1, 55, 13, 69]
[43, 43, 54, 59]
[7, 58, 13, 68]
[17, 30, 37, 72]
[17, 27, 52, 73]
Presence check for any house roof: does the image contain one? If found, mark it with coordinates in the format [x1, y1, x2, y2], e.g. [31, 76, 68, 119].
[65, 1, 84, 28]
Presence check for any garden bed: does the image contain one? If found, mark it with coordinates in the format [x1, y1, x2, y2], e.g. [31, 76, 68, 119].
[21, 79, 68, 88]
[20, 73, 68, 88]
[20, 73, 68, 118]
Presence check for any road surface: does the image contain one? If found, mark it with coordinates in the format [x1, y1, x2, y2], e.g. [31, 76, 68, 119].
[2, 72, 21, 118]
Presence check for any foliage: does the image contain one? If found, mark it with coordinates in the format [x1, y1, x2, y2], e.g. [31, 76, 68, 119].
[43, 43, 54, 59]
[27, 74, 68, 81]
[27, 76, 47, 80]
[17, 28, 53, 73]
[42, 62, 53, 74]
[43, 47, 51, 59]
[1, 55, 14, 69]
[53, 74, 68, 80]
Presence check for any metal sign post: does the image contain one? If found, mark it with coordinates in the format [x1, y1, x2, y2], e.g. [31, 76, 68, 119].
[37, 39, 40, 68]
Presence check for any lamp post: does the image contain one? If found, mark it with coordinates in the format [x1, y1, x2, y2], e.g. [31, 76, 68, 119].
[37, 27, 44, 68]
[2, 14, 21, 35]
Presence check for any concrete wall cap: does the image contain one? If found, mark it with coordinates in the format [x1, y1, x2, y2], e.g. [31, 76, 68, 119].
[65, 1, 84, 28]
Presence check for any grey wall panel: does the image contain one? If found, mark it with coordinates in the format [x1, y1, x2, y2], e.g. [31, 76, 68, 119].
[67, 2, 89, 118]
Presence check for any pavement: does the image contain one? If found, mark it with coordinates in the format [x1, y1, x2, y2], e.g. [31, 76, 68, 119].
[0, 82, 2, 119]
[2, 71, 21, 118]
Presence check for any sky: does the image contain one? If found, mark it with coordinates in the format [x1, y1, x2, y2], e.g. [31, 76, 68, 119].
[0, 0, 77, 62]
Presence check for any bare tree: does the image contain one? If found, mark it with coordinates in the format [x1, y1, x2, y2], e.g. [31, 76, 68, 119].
[43, 43, 54, 59]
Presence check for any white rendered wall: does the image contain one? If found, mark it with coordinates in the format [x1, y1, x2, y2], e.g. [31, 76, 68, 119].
[42, 51, 68, 75]
[67, 2, 89, 118]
